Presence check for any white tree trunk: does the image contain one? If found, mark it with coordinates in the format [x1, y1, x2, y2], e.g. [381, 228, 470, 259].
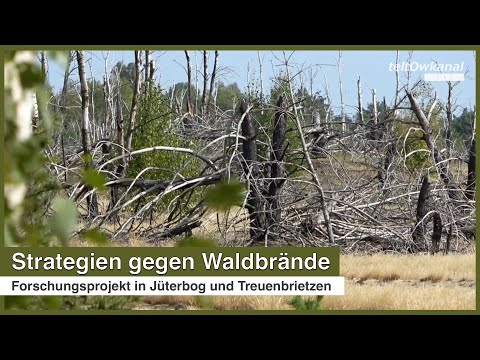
[357, 76, 364, 124]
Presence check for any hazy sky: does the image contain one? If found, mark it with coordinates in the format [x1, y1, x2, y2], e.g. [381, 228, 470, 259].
[47, 50, 476, 117]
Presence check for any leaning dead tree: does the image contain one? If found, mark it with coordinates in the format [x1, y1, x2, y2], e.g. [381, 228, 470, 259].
[406, 89, 461, 200]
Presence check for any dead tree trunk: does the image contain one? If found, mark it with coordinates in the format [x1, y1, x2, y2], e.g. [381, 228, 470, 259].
[103, 75, 110, 133]
[372, 88, 378, 140]
[207, 50, 218, 113]
[466, 108, 476, 200]
[431, 212, 442, 254]
[412, 174, 430, 251]
[60, 51, 72, 118]
[393, 51, 400, 118]
[77, 50, 98, 216]
[201, 50, 209, 114]
[184, 51, 193, 114]
[40, 51, 48, 80]
[239, 99, 265, 243]
[144, 50, 150, 94]
[267, 96, 287, 239]
[357, 76, 364, 124]
[379, 142, 395, 185]
[337, 51, 346, 133]
[445, 81, 453, 161]
[59, 52, 72, 182]
[444, 223, 453, 254]
[282, 53, 335, 244]
[108, 92, 125, 216]
[149, 58, 155, 83]
[466, 138, 476, 200]
[406, 90, 459, 200]
[124, 50, 141, 175]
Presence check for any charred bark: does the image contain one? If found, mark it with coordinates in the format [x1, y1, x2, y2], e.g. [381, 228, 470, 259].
[431, 212, 442, 254]
[466, 138, 475, 200]
[239, 99, 265, 243]
[412, 174, 430, 250]
[267, 96, 287, 239]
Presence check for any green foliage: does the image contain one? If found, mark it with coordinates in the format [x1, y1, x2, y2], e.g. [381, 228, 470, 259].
[50, 197, 79, 245]
[6, 296, 137, 310]
[205, 180, 245, 212]
[4, 51, 64, 247]
[195, 296, 214, 309]
[127, 84, 201, 211]
[167, 82, 198, 113]
[82, 169, 107, 192]
[81, 229, 110, 245]
[453, 107, 475, 146]
[6, 296, 62, 310]
[395, 122, 431, 173]
[215, 82, 244, 111]
[63, 296, 137, 310]
[290, 296, 323, 311]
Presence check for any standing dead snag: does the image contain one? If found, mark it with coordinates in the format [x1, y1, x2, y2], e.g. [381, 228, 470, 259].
[239, 99, 265, 243]
[466, 108, 476, 200]
[379, 142, 395, 187]
[466, 138, 476, 200]
[267, 96, 288, 239]
[431, 212, 442, 254]
[76, 50, 98, 216]
[184, 51, 193, 114]
[445, 82, 454, 161]
[207, 50, 219, 113]
[357, 76, 364, 124]
[406, 90, 459, 200]
[412, 174, 430, 250]
[201, 50, 209, 115]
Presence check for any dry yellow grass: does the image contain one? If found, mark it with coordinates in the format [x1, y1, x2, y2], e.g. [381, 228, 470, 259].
[143, 280, 475, 311]
[141, 253, 476, 311]
[143, 295, 292, 310]
[322, 281, 475, 310]
[340, 253, 475, 281]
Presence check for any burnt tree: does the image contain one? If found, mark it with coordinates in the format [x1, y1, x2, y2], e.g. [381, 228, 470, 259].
[239, 99, 265, 243]
[267, 96, 287, 238]
[412, 174, 430, 250]
[466, 138, 476, 200]
[431, 212, 442, 254]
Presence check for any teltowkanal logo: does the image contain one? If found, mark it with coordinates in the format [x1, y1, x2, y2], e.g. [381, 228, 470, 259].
[389, 61, 465, 81]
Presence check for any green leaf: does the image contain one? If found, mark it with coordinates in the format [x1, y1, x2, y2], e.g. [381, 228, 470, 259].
[204, 180, 245, 212]
[46, 51, 70, 68]
[82, 229, 109, 245]
[195, 296, 214, 309]
[17, 62, 44, 88]
[4, 225, 14, 247]
[177, 237, 217, 248]
[83, 169, 107, 192]
[81, 153, 93, 164]
[41, 296, 62, 310]
[51, 197, 78, 244]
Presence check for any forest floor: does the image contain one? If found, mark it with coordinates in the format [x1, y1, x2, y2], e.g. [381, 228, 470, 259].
[133, 252, 476, 311]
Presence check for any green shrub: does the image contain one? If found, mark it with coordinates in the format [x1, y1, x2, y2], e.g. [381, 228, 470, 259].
[290, 296, 324, 311]
[127, 84, 202, 212]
